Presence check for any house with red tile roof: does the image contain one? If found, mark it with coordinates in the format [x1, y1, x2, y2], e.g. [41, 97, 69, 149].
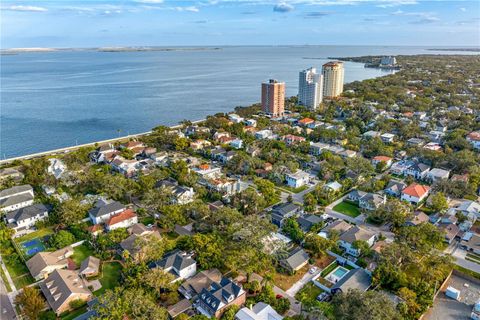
[297, 118, 315, 126]
[401, 183, 430, 204]
[372, 156, 393, 168]
[106, 209, 138, 231]
[282, 134, 306, 146]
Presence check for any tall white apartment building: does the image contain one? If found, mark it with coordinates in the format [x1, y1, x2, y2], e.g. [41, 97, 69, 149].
[298, 67, 323, 110]
[322, 61, 344, 98]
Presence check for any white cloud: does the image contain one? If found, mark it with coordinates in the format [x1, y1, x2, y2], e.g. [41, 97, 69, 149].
[273, 2, 294, 12]
[134, 0, 164, 3]
[3, 5, 48, 12]
[460, 7, 466, 12]
[174, 6, 200, 12]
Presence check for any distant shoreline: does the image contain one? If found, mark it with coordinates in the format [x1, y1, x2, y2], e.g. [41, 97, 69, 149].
[1, 47, 222, 54]
[427, 48, 480, 52]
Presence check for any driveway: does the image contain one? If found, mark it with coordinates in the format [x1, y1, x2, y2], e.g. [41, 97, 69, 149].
[250, 273, 301, 316]
[286, 268, 320, 296]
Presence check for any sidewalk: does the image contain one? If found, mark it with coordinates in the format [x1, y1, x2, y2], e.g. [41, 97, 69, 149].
[0, 256, 16, 292]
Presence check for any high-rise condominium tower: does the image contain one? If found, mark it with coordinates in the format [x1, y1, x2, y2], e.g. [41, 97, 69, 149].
[298, 67, 323, 110]
[262, 79, 285, 117]
[322, 61, 344, 99]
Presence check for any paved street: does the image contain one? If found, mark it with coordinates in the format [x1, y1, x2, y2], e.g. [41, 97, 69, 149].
[0, 278, 16, 320]
[446, 241, 480, 274]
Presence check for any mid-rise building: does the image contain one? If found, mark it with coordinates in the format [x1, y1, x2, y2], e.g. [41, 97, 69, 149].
[322, 61, 344, 98]
[298, 67, 323, 110]
[261, 79, 285, 117]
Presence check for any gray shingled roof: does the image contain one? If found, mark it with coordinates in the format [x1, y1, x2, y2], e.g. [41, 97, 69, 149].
[0, 193, 34, 208]
[5, 203, 50, 223]
[282, 247, 309, 270]
[0, 185, 32, 199]
[151, 249, 195, 275]
[332, 268, 371, 293]
[88, 201, 125, 218]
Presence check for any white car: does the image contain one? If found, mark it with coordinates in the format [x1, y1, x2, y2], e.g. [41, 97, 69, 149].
[309, 267, 318, 274]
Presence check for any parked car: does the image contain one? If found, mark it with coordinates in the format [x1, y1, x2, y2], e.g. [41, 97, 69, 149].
[317, 292, 332, 302]
[309, 267, 318, 274]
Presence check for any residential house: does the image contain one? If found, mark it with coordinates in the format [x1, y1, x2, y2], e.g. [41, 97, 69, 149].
[255, 130, 274, 140]
[245, 119, 257, 127]
[79, 256, 101, 278]
[105, 209, 138, 231]
[428, 131, 445, 143]
[427, 168, 450, 182]
[401, 183, 430, 204]
[405, 211, 430, 226]
[0, 168, 24, 181]
[149, 151, 169, 165]
[47, 158, 67, 179]
[191, 139, 212, 150]
[338, 150, 358, 159]
[285, 170, 310, 188]
[280, 247, 310, 273]
[4, 203, 50, 233]
[330, 268, 371, 294]
[156, 179, 195, 205]
[460, 233, 480, 255]
[467, 131, 480, 150]
[229, 114, 244, 124]
[282, 134, 306, 146]
[372, 156, 393, 168]
[229, 139, 244, 149]
[195, 277, 246, 318]
[26, 246, 74, 280]
[0, 184, 34, 213]
[204, 178, 248, 197]
[348, 190, 367, 202]
[324, 181, 342, 193]
[217, 151, 236, 164]
[423, 142, 442, 152]
[363, 131, 381, 139]
[39, 269, 93, 315]
[271, 203, 301, 227]
[110, 156, 139, 177]
[405, 162, 430, 180]
[384, 180, 407, 197]
[309, 142, 329, 156]
[298, 118, 315, 127]
[235, 302, 283, 320]
[179, 269, 223, 300]
[407, 138, 425, 147]
[120, 223, 161, 260]
[380, 133, 395, 143]
[297, 214, 323, 232]
[88, 199, 126, 225]
[89, 143, 117, 163]
[438, 223, 460, 244]
[320, 220, 352, 238]
[338, 226, 376, 257]
[192, 164, 222, 179]
[390, 160, 414, 176]
[150, 250, 196, 281]
[358, 193, 386, 211]
[449, 200, 480, 219]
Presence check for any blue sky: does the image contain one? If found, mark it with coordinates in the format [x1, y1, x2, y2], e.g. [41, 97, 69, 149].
[1, 0, 479, 48]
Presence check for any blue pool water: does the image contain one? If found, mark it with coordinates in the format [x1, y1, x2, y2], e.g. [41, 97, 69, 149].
[333, 267, 348, 278]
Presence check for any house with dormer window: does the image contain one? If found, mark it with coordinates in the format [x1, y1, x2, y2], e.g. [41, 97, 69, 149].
[195, 277, 246, 318]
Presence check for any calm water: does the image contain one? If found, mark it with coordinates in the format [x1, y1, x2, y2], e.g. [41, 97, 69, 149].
[0, 46, 469, 158]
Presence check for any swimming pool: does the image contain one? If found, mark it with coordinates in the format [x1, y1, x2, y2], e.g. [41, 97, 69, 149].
[327, 266, 349, 283]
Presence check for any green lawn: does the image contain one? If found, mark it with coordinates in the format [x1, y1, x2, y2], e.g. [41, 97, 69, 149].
[332, 201, 361, 218]
[94, 262, 122, 296]
[71, 245, 95, 266]
[12, 274, 35, 289]
[0, 267, 12, 292]
[295, 282, 324, 305]
[14, 228, 54, 244]
[60, 305, 88, 320]
[278, 185, 308, 194]
[141, 216, 155, 225]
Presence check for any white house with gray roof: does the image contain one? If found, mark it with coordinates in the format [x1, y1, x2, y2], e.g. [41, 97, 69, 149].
[4, 203, 50, 233]
[196, 277, 246, 318]
[280, 247, 310, 273]
[0, 184, 34, 213]
[338, 226, 376, 257]
[88, 199, 125, 225]
[150, 249, 196, 281]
